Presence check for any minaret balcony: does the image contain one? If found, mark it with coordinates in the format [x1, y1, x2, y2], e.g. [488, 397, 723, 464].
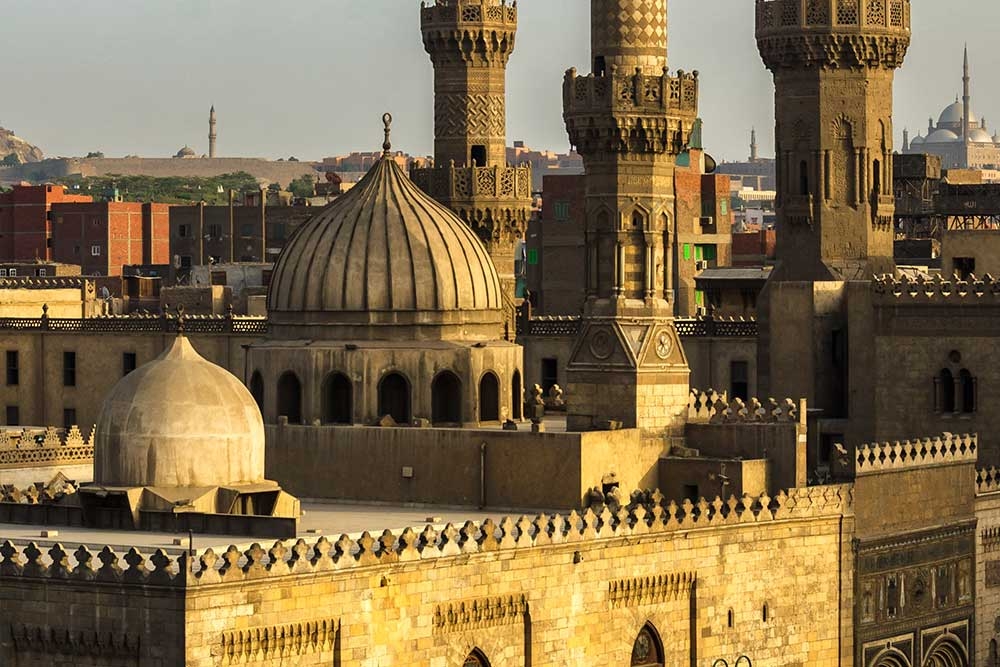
[755, 0, 910, 37]
[562, 68, 699, 118]
[410, 163, 532, 204]
[420, 1, 517, 28]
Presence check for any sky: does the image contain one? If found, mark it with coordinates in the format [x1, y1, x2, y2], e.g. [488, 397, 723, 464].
[1, 0, 998, 163]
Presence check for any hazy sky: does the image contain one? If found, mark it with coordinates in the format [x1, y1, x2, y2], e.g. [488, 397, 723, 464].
[1, 0, 998, 163]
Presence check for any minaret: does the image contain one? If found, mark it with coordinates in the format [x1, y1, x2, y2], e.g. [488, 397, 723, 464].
[902, 128, 910, 152]
[561, 0, 697, 433]
[411, 0, 532, 337]
[963, 46, 971, 145]
[755, 0, 911, 281]
[209, 106, 217, 159]
[750, 127, 759, 162]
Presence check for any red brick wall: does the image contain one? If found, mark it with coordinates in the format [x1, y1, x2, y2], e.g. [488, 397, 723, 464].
[0, 185, 92, 262]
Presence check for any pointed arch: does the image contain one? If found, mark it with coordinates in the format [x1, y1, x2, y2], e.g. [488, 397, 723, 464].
[511, 369, 523, 420]
[277, 371, 302, 424]
[921, 633, 968, 667]
[378, 372, 411, 425]
[431, 370, 462, 425]
[631, 622, 664, 666]
[322, 372, 353, 424]
[463, 648, 490, 667]
[870, 646, 911, 667]
[479, 371, 500, 422]
[249, 371, 264, 413]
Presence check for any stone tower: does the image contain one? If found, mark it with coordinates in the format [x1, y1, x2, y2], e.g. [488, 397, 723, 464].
[750, 127, 759, 162]
[410, 0, 532, 335]
[755, 0, 911, 280]
[209, 105, 217, 159]
[561, 0, 698, 434]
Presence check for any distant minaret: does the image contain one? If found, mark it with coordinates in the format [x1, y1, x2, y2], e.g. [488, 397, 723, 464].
[903, 128, 910, 152]
[750, 127, 759, 162]
[963, 46, 971, 145]
[209, 105, 217, 159]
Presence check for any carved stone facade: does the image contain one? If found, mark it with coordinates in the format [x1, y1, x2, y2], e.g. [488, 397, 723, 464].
[561, 0, 698, 433]
[413, 0, 532, 335]
[756, 0, 911, 281]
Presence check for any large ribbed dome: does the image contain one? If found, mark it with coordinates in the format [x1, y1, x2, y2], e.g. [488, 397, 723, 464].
[938, 99, 975, 129]
[268, 134, 503, 340]
[94, 336, 265, 488]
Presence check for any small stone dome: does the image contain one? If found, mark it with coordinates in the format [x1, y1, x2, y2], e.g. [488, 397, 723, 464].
[94, 336, 265, 488]
[910, 134, 925, 146]
[268, 124, 502, 340]
[175, 146, 196, 158]
[926, 128, 960, 144]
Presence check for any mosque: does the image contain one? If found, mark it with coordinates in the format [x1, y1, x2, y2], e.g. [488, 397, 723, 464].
[904, 47, 1000, 169]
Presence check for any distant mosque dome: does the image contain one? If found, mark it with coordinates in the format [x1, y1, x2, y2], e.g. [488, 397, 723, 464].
[938, 99, 976, 129]
[926, 128, 960, 144]
[175, 146, 197, 158]
[969, 127, 994, 143]
[910, 134, 925, 146]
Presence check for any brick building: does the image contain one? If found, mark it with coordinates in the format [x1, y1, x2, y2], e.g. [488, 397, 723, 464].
[0, 184, 92, 261]
[48, 201, 170, 276]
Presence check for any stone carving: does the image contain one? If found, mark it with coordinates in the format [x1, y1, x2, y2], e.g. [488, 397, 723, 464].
[10, 624, 140, 658]
[608, 572, 696, 607]
[220, 619, 337, 663]
[872, 273, 1000, 303]
[432, 595, 527, 634]
[687, 389, 800, 424]
[0, 425, 95, 468]
[982, 527, 1000, 553]
[855, 434, 977, 475]
[546, 384, 565, 408]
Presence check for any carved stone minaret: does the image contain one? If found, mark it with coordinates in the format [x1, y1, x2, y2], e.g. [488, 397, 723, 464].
[411, 0, 532, 336]
[750, 127, 759, 162]
[755, 0, 911, 281]
[209, 105, 217, 159]
[561, 0, 697, 434]
[962, 45, 971, 146]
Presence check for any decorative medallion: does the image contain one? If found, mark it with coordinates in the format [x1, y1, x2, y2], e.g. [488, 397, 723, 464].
[654, 330, 672, 360]
[589, 330, 615, 360]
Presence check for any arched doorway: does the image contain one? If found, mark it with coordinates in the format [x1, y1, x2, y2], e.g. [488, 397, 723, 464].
[921, 634, 969, 667]
[276, 371, 302, 424]
[249, 371, 264, 413]
[378, 372, 410, 425]
[511, 369, 522, 420]
[479, 372, 500, 422]
[431, 371, 462, 425]
[322, 372, 352, 424]
[464, 649, 490, 667]
[870, 648, 910, 667]
[631, 623, 664, 667]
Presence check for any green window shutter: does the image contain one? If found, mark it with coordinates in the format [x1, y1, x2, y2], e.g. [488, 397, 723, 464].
[695, 290, 704, 306]
[527, 248, 539, 265]
[704, 245, 717, 261]
[720, 199, 728, 215]
[683, 244, 692, 261]
[695, 245, 704, 261]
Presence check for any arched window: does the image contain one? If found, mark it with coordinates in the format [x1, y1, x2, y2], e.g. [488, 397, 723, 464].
[762, 603, 769, 622]
[959, 369, 976, 414]
[632, 210, 644, 229]
[873, 159, 882, 198]
[322, 373, 352, 424]
[511, 369, 523, 420]
[631, 624, 664, 667]
[799, 160, 809, 196]
[276, 371, 302, 424]
[479, 372, 500, 422]
[249, 371, 264, 413]
[937, 368, 955, 413]
[727, 609, 734, 628]
[378, 372, 411, 425]
[431, 371, 462, 425]
[463, 649, 490, 667]
[990, 638, 998, 666]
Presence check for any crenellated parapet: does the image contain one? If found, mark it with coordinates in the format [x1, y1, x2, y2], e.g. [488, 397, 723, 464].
[977, 467, 1000, 496]
[872, 273, 1000, 305]
[563, 67, 699, 157]
[0, 425, 94, 469]
[855, 433, 977, 476]
[688, 389, 801, 424]
[0, 486, 852, 587]
[756, 0, 911, 71]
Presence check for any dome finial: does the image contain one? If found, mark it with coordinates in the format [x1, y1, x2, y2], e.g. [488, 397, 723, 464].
[382, 113, 393, 156]
[176, 304, 186, 335]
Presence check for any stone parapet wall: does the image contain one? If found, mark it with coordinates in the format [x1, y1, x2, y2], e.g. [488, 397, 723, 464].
[0, 425, 93, 470]
[855, 433, 977, 476]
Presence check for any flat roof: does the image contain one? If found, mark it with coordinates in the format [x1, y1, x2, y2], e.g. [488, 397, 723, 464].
[0, 501, 550, 554]
[695, 267, 772, 282]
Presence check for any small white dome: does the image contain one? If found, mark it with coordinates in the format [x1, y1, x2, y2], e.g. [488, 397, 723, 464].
[926, 129, 960, 144]
[910, 135, 925, 146]
[970, 128, 993, 143]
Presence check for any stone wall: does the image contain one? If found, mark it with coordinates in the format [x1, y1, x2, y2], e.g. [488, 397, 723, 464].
[975, 477, 1000, 667]
[684, 421, 805, 493]
[0, 485, 854, 666]
[265, 424, 659, 510]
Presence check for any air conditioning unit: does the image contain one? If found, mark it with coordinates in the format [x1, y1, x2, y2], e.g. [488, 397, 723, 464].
[699, 216, 714, 226]
[696, 306, 708, 317]
[695, 260, 709, 271]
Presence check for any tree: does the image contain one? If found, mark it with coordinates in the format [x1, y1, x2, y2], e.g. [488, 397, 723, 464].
[85, 151, 105, 159]
[288, 174, 317, 198]
[1, 153, 21, 167]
